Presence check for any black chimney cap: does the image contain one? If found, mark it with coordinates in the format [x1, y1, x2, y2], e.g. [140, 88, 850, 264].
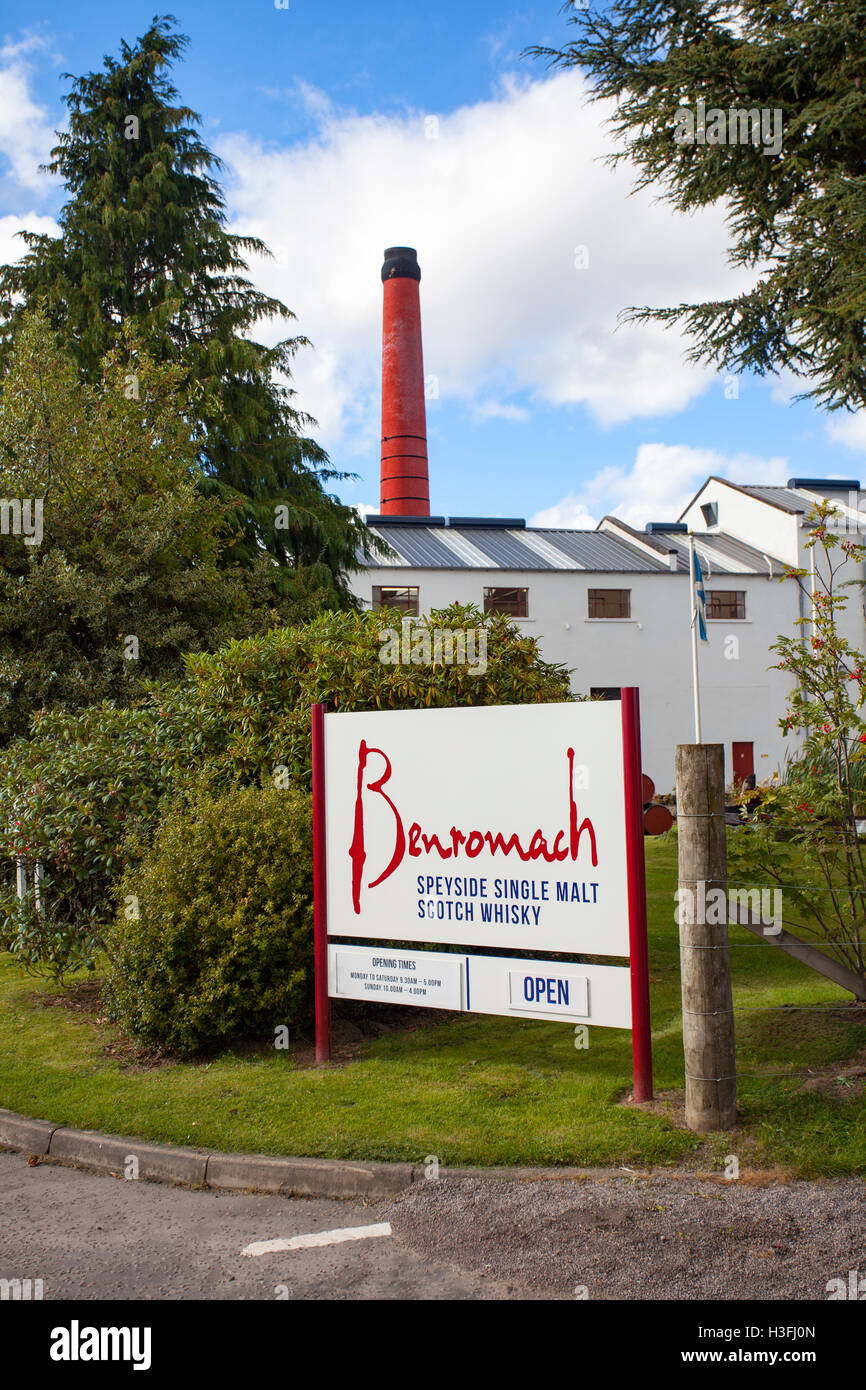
[382, 247, 421, 282]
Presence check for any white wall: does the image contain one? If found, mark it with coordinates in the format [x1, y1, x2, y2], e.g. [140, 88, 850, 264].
[353, 563, 802, 794]
[681, 480, 800, 564]
[683, 481, 866, 657]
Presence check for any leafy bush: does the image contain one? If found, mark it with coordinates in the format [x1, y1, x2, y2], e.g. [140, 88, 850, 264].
[0, 705, 182, 977]
[0, 603, 572, 976]
[730, 503, 866, 989]
[180, 601, 574, 788]
[104, 781, 314, 1055]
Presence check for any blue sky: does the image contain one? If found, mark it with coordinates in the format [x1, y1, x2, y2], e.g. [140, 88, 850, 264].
[1, 2, 864, 526]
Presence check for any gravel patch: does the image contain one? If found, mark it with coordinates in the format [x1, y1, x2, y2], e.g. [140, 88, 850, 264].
[383, 1173, 866, 1300]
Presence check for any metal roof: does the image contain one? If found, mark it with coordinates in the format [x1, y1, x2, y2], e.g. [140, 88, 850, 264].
[543, 529, 665, 572]
[648, 529, 785, 576]
[737, 485, 809, 513]
[366, 525, 458, 568]
[367, 523, 671, 573]
[364, 519, 787, 575]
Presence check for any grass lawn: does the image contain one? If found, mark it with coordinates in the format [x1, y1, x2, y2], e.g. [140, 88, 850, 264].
[1, 837, 864, 1175]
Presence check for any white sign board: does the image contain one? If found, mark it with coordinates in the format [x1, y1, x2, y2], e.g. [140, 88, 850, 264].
[324, 702, 629, 958]
[329, 945, 631, 1028]
[331, 945, 464, 1010]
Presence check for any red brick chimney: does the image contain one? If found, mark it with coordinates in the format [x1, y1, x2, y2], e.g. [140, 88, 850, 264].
[380, 247, 430, 515]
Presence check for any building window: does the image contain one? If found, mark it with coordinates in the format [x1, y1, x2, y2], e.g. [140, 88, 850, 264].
[590, 687, 621, 701]
[588, 589, 631, 619]
[483, 586, 529, 617]
[706, 590, 746, 620]
[372, 585, 419, 615]
[700, 501, 719, 527]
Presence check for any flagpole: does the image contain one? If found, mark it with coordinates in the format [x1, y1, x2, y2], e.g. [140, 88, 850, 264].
[688, 530, 702, 743]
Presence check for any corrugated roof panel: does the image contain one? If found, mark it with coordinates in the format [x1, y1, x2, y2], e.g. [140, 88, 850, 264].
[661, 536, 727, 576]
[363, 537, 408, 567]
[738, 485, 806, 513]
[539, 530, 664, 572]
[704, 534, 778, 573]
[364, 521, 781, 574]
[367, 525, 464, 568]
[452, 526, 557, 569]
[651, 529, 784, 575]
[509, 529, 575, 569]
[432, 527, 497, 567]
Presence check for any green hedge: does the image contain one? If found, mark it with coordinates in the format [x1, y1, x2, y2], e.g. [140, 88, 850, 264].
[103, 781, 314, 1055]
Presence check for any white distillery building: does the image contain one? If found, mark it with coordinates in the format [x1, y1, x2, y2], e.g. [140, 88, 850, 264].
[350, 476, 866, 794]
[358, 246, 866, 792]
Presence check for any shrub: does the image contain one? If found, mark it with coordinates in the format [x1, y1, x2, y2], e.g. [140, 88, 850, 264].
[0, 704, 181, 977]
[730, 503, 866, 990]
[103, 781, 314, 1055]
[182, 601, 575, 788]
[0, 603, 573, 975]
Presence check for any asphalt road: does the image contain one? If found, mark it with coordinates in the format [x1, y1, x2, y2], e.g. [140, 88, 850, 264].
[2, 1148, 864, 1301]
[0, 1149, 519, 1301]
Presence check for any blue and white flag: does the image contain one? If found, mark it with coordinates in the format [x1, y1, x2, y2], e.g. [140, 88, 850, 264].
[693, 549, 708, 643]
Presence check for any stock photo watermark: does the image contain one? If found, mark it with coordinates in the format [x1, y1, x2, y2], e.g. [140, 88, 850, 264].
[0, 499, 43, 546]
[674, 100, 783, 157]
[675, 881, 782, 935]
[0, 1277, 44, 1300]
[50, 1324, 152, 1370]
[826, 1268, 866, 1299]
[379, 617, 488, 675]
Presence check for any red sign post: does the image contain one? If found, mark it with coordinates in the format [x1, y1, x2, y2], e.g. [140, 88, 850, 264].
[621, 687, 653, 1102]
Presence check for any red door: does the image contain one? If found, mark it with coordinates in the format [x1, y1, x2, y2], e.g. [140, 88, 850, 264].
[732, 741, 754, 782]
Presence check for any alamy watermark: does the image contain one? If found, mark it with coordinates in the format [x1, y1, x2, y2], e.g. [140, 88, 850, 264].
[826, 1269, 866, 1299]
[824, 492, 866, 535]
[49, 1323, 152, 1370]
[0, 1277, 43, 1300]
[0, 498, 43, 546]
[379, 617, 487, 675]
[675, 881, 782, 935]
[674, 100, 783, 157]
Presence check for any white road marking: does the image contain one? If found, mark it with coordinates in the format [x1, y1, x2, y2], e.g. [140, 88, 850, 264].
[242, 1222, 392, 1257]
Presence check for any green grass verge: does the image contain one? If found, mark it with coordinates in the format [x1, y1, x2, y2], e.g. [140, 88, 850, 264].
[1, 839, 864, 1174]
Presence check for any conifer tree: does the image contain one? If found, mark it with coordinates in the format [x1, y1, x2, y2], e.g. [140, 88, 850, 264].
[529, 1, 866, 414]
[0, 14, 376, 593]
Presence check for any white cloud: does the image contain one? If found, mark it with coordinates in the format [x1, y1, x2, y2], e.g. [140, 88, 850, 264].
[218, 71, 754, 453]
[530, 443, 790, 530]
[0, 211, 58, 269]
[530, 497, 598, 529]
[767, 367, 803, 407]
[0, 36, 57, 195]
[827, 413, 866, 453]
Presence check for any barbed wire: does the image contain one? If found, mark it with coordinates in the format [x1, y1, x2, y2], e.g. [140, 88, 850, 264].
[726, 881, 866, 894]
[679, 939, 866, 948]
[685, 1071, 861, 1082]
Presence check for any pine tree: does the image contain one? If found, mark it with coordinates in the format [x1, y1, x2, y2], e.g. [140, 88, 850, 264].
[528, 1, 866, 414]
[0, 14, 376, 594]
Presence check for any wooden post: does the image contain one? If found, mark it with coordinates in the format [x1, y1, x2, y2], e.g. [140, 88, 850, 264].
[675, 744, 737, 1131]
